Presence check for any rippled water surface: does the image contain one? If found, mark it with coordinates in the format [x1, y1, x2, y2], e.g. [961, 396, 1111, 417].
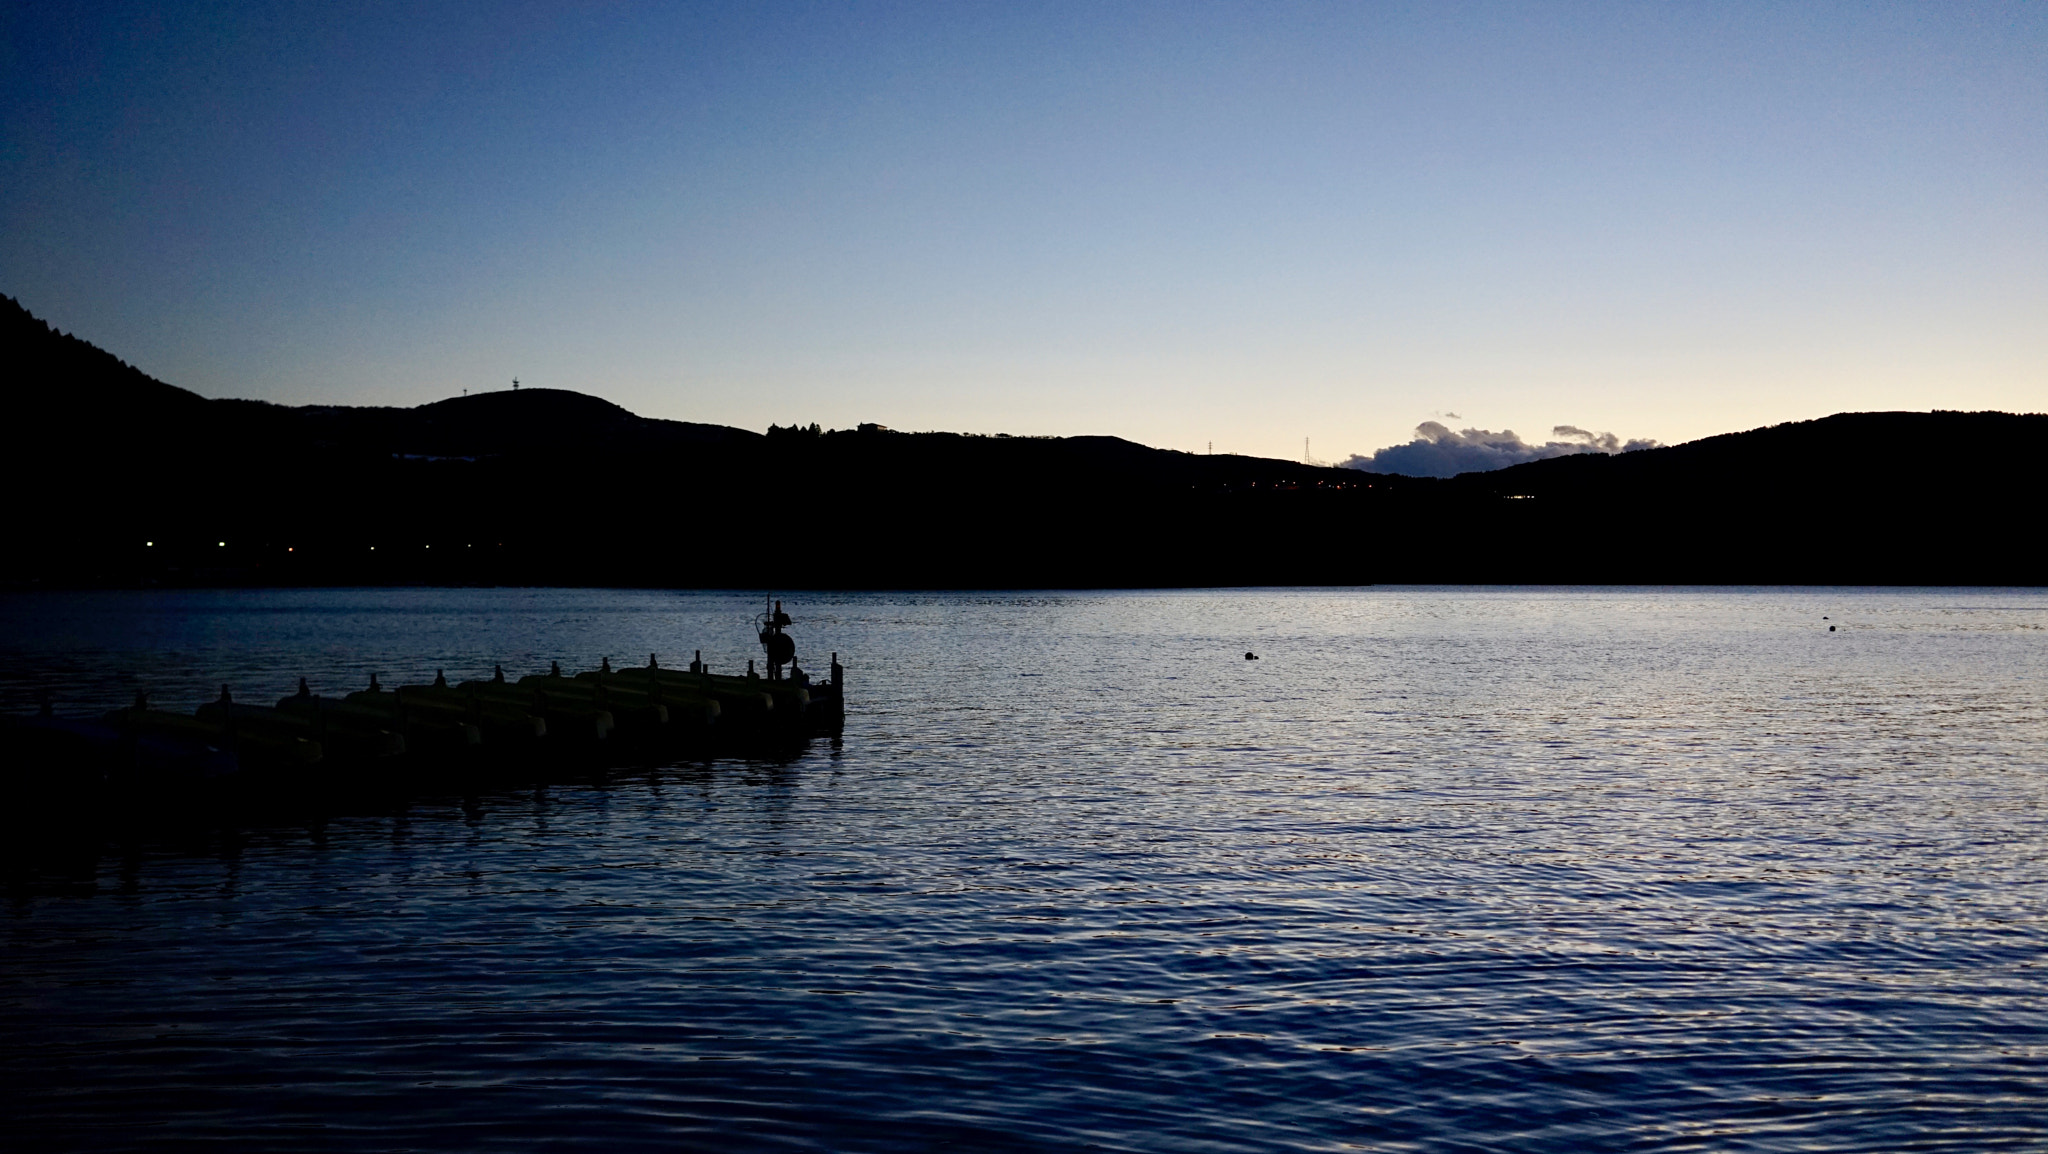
[2, 587, 2045, 1152]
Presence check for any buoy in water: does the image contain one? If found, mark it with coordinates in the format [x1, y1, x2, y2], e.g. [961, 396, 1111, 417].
[1245, 651, 1258, 660]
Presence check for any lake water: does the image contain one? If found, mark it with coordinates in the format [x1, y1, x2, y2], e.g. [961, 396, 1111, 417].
[2, 586, 2045, 1152]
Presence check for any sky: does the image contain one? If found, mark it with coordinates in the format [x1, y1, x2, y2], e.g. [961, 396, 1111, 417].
[3, 1, 2044, 462]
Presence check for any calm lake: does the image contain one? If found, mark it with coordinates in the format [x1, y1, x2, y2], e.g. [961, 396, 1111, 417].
[2, 587, 2044, 1152]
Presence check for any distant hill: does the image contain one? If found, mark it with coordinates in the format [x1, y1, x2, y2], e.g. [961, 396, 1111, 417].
[1448, 410, 2037, 500]
[3, 293, 2040, 586]
[1413, 409, 2045, 583]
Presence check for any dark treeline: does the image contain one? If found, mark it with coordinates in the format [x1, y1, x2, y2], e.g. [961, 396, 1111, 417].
[5, 294, 2041, 587]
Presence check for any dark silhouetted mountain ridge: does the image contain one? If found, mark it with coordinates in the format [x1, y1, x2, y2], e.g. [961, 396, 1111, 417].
[1450, 410, 2036, 500]
[2, 294, 2038, 586]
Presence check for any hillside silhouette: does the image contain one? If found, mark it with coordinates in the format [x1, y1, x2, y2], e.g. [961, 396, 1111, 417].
[4, 294, 2040, 586]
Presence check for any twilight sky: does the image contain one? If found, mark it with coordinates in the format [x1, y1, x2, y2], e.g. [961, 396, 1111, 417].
[4, 1, 2043, 461]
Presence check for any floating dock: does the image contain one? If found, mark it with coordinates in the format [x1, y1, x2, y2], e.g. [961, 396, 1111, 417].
[2, 600, 842, 816]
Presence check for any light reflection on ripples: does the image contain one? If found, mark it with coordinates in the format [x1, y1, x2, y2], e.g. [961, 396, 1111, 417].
[2, 587, 2045, 1151]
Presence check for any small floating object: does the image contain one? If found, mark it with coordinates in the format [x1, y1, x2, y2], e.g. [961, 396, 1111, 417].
[1245, 651, 1258, 660]
[1829, 625, 1836, 631]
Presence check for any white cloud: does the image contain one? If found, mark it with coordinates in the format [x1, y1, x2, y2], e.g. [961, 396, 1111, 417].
[1342, 423, 1659, 478]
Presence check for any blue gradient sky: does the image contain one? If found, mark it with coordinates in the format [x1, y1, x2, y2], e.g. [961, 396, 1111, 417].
[4, 1, 2043, 460]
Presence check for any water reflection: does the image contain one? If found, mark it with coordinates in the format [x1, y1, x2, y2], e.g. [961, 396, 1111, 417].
[2, 587, 2045, 1152]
